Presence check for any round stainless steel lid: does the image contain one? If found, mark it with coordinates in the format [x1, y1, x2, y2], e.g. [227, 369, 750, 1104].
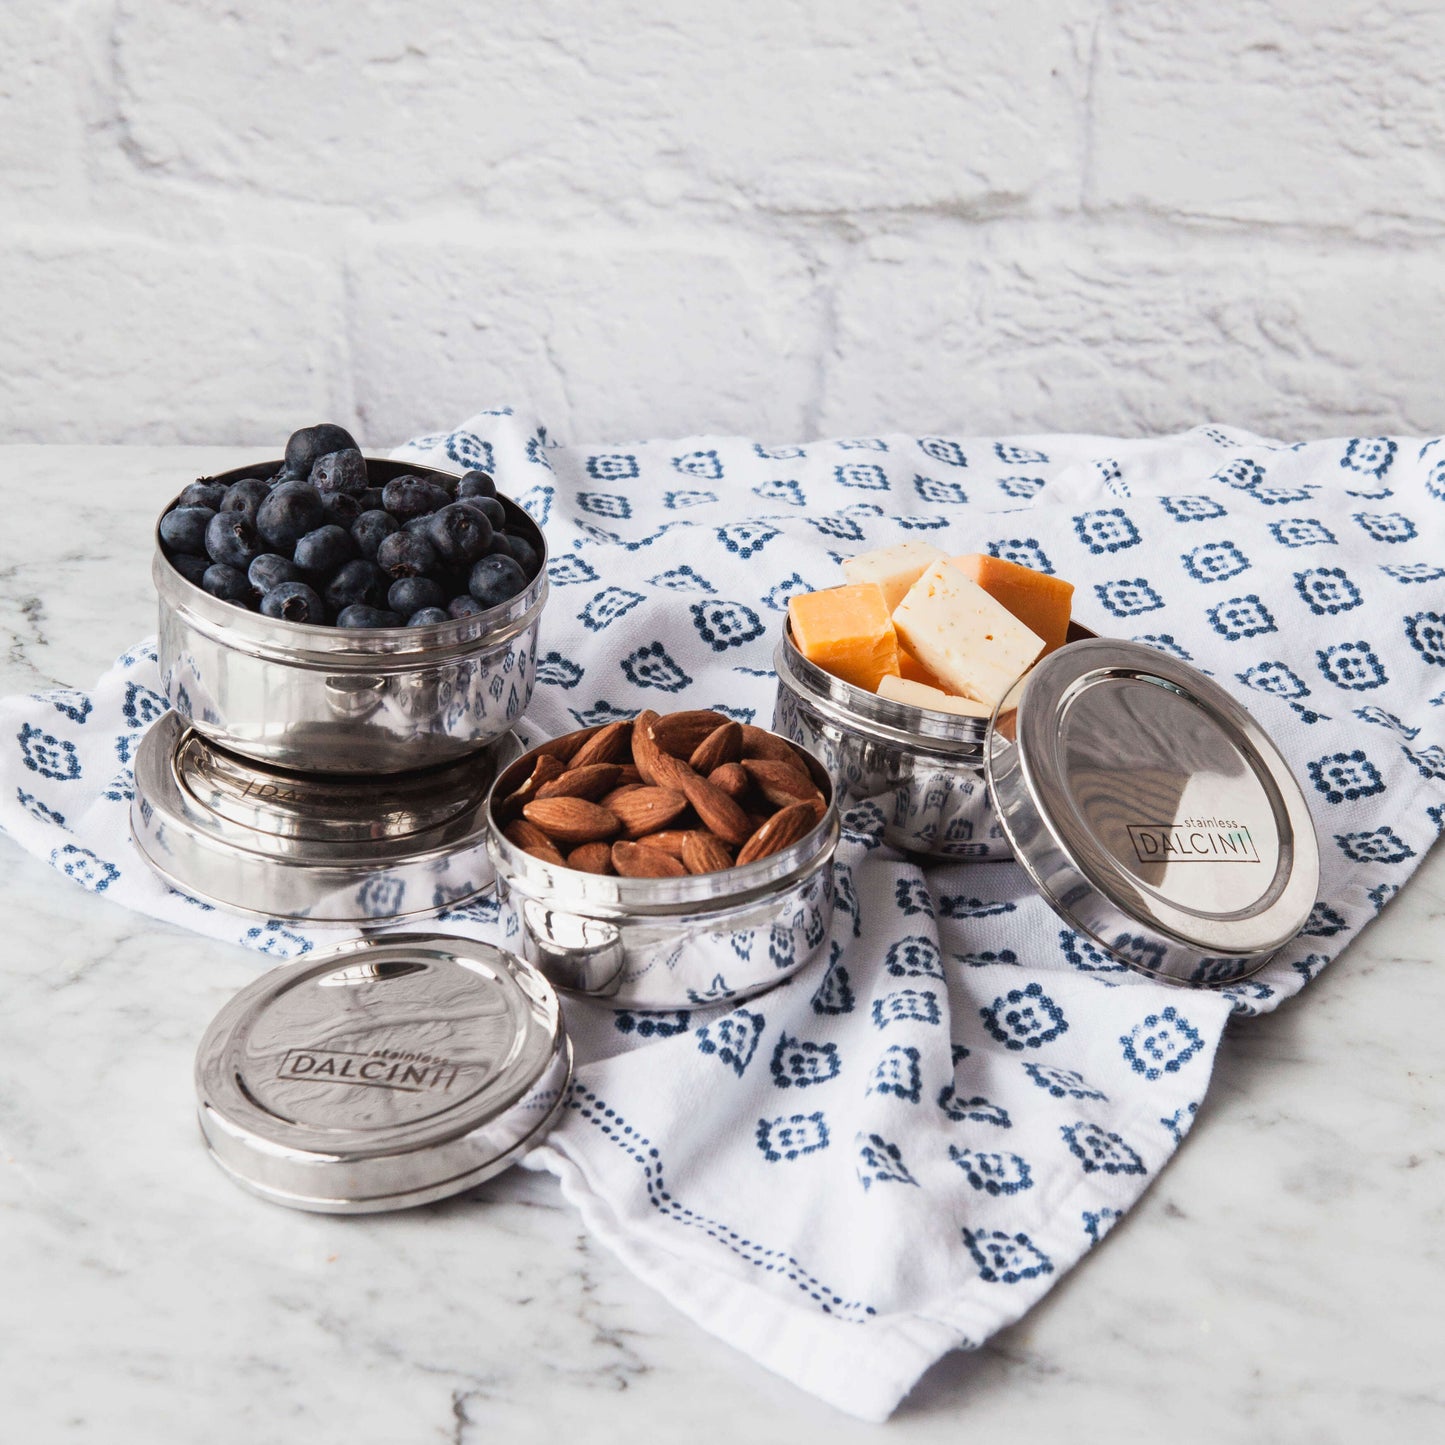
[131, 712, 520, 922]
[195, 934, 571, 1213]
[984, 639, 1320, 986]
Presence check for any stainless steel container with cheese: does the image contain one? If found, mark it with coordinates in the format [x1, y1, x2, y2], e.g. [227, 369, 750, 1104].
[774, 621, 1321, 987]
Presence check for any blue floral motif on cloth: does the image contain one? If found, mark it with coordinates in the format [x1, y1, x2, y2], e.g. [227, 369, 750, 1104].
[2, 413, 1441, 1425]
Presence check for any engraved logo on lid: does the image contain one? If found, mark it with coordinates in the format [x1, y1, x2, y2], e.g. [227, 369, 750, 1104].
[1126, 819, 1260, 865]
[278, 1047, 469, 1094]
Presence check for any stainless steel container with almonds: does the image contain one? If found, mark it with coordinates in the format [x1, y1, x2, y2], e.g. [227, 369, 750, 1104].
[154, 457, 548, 776]
[485, 712, 840, 1009]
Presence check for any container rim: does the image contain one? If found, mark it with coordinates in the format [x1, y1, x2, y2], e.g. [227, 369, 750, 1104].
[154, 456, 548, 668]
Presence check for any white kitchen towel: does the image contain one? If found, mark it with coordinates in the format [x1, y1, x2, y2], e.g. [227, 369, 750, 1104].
[2, 415, 1442, 1421]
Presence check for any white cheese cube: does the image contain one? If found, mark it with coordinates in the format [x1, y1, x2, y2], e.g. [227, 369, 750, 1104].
[891, 559, 1046, 706]
[877, 675, 992, 717]
[841, 541, 947, 612]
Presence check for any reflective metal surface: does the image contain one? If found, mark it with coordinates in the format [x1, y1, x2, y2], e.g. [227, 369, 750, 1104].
[195, 935, 571, 1213]
[986, 639, 1320, 985]
[155, 458, 548, 774]
[132, 711, 520, 923]
[772, 624, 1011, 861]
[486, 735, 840, 1009]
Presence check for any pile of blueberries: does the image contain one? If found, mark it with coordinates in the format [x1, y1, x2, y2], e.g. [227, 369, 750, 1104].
[158, 423, 541, 628]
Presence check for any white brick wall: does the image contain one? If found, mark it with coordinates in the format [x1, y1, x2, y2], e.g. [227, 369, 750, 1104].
[3, 1, 1442, 446]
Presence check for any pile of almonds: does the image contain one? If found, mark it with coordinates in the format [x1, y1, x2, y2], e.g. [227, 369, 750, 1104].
[496, 710, 829, 878]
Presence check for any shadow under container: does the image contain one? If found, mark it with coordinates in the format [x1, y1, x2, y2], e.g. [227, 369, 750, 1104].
[155, 457, 548, 776]
[485, 734, 841, 1011]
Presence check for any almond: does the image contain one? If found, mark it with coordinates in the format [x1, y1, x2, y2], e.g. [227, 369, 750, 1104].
[615, 763, 643, 788]
[634, 829, 690, 859]
[707, 761, 750, 800]
[521, 797, 622, 845]
[535, 763, 621, 802]
[740, 757, 821, 810]
[611, 785, 689, 839]
[567, 719, 633, 768]
[498, 753, 566, 818]
[678, 771, 753, 846]
[736, 801, 818, 865]
[689, 720, 742, 774]
[601, 782, 646, 809]
[682, 831, 734, 875]
[651, 709, 731, 759]
[612, 840, 688, 878]
[566, 841, 616, 875]
[523, 843, 567, 866]
[740, 724, 805, 764]
[634, 712, 693, 789]
[505, 818, 558, 852]
[532, 728, 602, 764]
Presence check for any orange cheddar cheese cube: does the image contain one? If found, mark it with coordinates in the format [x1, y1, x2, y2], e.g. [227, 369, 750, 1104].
[950, 554, 1074, 656]
[789, 583, 901, 692]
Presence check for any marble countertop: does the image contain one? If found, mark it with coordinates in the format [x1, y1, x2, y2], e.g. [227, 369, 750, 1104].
[1, 446, 1440, 1443]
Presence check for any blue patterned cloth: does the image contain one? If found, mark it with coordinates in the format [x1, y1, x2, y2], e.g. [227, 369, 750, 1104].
[2, 414, 1442, 1420]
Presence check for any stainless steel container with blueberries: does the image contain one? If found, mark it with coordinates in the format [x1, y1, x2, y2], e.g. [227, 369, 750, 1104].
[154, 456, 548, 777]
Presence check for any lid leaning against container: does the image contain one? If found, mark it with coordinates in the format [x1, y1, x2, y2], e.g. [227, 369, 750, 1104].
[196, 934, 571, 1213]
[984, 637, 1319, 986]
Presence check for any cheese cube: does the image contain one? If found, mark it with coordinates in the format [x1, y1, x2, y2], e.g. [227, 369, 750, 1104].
[898, 646, 943, 687]
[892, 560, 1045, 706]
[951, 553, 1074, 656]
[877, 675, 991, 717]
[788, 583, 901, 692]
[842, 541, 947, 612]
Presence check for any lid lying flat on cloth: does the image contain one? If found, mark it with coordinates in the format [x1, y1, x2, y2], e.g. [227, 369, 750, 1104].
[985, 638, 1320, 986]
[132, 712, 520, 922]
[195, 935, 571, 1213]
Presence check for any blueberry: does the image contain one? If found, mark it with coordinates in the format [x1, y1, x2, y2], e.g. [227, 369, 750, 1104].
[337, 605, 403, 629]
[325, 559, 387, 612]
[498, 531, 540, 577]
[281, 423, 359, 481]
[468, 553, 528, 609]
[387, 576, 445, 617]
[177, 480, 228, 510]
[381, 475, 452, 521]
[293, 524, 357, 575]
[426, 502, 492, 566]
[457, 470, 496, 500]
[169, 552, 211, 587]
[360, 487, 386, 511]
[259, 581, 327, 624]
[220, 477, 272, 522]
[202, 563, 254, 605]
[205, 511, 264, 570]
[249, 553, 302, 593]
[352, 509, 400, 560]
[321, 489, 364, 526]
[403, 514, 433, 535]
[448, 595, 484, 618]
[406, 607, 450, 626]
[309, 447, 368, 496]
[459, 494, 506, 529]
[377, 529, 438, 579]
[160, 505, 217, 555]
[256, 481, 327, 552]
